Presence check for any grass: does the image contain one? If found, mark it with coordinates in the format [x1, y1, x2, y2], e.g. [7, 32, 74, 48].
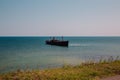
[0, 56, 120, 80]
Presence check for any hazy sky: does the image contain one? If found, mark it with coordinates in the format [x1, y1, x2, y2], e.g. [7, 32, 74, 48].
[0, 0, 120, 36]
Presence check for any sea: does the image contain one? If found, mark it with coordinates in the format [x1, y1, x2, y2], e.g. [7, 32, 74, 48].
[0, 36, 120, 73]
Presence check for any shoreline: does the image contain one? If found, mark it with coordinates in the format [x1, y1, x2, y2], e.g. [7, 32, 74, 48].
[0, 58, 120, 80]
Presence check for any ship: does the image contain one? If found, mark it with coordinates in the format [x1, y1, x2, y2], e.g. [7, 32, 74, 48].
[46, 37, 69, 47]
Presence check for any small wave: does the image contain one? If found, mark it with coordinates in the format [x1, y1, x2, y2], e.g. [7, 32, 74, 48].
[69, 43, 91, 47]
[69, 44, 81, 47]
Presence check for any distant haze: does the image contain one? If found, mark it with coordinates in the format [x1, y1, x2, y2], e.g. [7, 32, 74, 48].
[0, 0, 120, 36]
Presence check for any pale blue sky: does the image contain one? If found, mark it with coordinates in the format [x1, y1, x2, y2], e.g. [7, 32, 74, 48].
[0, 0, 120, 36]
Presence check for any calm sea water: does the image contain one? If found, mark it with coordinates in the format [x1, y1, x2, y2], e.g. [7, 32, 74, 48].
[0, 37, 120, 73]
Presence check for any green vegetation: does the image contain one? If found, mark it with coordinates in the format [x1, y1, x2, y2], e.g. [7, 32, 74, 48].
[0, 56, 120, 80]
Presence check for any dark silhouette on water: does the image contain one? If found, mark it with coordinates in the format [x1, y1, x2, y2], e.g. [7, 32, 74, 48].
[46, 37, 69, 47]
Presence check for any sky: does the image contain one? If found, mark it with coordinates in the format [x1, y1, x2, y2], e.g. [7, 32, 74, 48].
[0, 0, 120, 36]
